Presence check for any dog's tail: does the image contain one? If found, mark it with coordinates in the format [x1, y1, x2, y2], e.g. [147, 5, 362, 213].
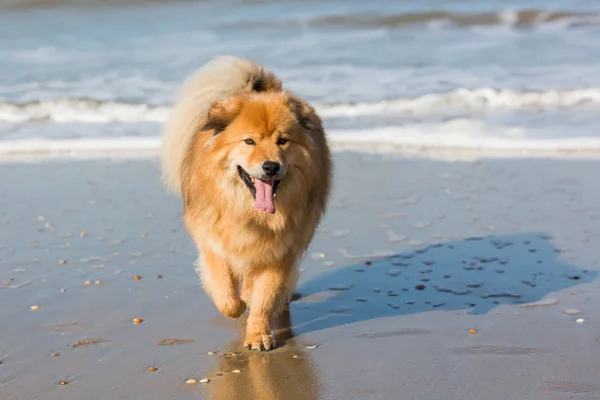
[160, 56, 282, 195]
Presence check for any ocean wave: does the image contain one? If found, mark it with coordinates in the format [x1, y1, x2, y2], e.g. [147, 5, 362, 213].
[0, 0, 194, 12]
[0, 98, 169, 123]
[318, 87, 600, 118]
[232, 10, 600, 30]
[4, 3, 600, 31]
[2, 120, 600, 158]
[2, 88, 600, 124]
[319, 10, 600, 29]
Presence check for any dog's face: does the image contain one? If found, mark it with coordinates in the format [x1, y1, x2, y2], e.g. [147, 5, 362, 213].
[201, 93, 316, 214]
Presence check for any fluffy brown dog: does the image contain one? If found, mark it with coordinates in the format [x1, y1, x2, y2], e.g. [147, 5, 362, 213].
[160, 56, 331, 351]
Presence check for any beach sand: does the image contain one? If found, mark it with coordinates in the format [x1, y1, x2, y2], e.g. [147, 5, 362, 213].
[1, 152, 599, 399]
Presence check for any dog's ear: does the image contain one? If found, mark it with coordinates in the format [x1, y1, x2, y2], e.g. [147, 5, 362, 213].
[285, 94, 322, 133]
[249, 71, 283, 93]
[200, 98, 243, 136]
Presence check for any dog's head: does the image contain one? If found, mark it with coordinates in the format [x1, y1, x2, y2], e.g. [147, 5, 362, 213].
[200, 92, 320, 214]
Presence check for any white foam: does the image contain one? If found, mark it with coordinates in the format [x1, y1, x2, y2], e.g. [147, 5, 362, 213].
[2, 87, 600, 124]
[2, 120, 600, 160]
[0, 99, 169, 123]
[327, 121, 600, 152]
[318, 87, 600, 118]
[0, 138, 160, 156]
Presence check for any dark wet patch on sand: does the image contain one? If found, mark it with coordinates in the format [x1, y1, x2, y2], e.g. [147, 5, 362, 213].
[44, 322, 89, 333]
[543, 380, 597, 394]
[452, 345, 543, 356]
[72, 338, 109, 348]
[355, 328, 432, 339]
[157, 338, 195, 346]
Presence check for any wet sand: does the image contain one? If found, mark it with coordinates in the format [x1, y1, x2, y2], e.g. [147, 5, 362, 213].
[1, 152, 599, 400]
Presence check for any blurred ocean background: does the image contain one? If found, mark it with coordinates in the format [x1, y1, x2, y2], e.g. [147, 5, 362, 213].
[1, 0, 600, 154]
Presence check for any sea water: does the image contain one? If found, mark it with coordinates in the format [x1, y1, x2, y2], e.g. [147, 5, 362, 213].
[1, 0, 600, 155]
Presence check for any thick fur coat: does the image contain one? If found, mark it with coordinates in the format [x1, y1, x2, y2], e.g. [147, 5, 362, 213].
[160, 56, 331, 350]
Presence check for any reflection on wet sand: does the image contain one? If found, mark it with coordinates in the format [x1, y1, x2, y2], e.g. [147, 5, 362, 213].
[205, 311, 320, 400]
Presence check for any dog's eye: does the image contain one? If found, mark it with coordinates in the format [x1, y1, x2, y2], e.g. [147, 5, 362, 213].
[276, 138, 289, 146]
[244, 138, 255, 145]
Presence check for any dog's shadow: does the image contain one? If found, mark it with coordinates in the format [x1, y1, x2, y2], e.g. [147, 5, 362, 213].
[202, 232, 593, 399]
[289, 232, 596, 336]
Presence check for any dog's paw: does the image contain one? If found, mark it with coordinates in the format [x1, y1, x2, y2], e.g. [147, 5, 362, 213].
[219, 299, 246, 319]
[244, 331, 276, 352]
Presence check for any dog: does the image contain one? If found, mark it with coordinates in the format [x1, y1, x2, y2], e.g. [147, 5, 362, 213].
[160, 56, 331, 351]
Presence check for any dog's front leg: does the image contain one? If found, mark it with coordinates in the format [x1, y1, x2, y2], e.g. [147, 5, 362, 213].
[197, 248, 246, 319]
[243, 261, 293, 351]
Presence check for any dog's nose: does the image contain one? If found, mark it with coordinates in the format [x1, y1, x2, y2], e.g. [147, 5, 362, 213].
[262, 161, 281, 178]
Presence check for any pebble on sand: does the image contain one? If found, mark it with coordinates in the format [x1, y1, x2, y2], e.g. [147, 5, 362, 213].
[185, 379, 197, 384]
[84, 280, 92, 285]
[59, 259, 67, 264]
[30, 305, 40, 311]
[232, 369, 241, 374]
[199, 378, 210, 384]
[207, 351, 217, 356]
[576, 318, 586, 324]
[132, 318, 144, 324]
[59, 380, 68, 386]
[94, 280, 102, 285]
[50, 353, 59, 357]
[387, 230, 407, 243]
[306, 344, 318, 349]
[563, 309, 581, 315]
[60, 288, 66, 292]
[133, 275, 142, 280]
[414, 221, 431, 229]
[469, 329, 478, 335]
[148, 366, 158, 372]
[332, 229, 350, 237]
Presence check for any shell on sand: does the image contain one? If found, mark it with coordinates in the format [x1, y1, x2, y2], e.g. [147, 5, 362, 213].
[519, 298, 558, 308]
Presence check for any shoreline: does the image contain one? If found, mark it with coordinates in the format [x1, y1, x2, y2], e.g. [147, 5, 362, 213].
[3, 138, 600, 163]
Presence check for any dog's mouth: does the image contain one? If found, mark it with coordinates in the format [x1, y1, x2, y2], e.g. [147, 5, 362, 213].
[237, 166, 280, 214]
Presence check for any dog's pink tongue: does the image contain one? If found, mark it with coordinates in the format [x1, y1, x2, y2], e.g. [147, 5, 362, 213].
[253, 179, 276, 214]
